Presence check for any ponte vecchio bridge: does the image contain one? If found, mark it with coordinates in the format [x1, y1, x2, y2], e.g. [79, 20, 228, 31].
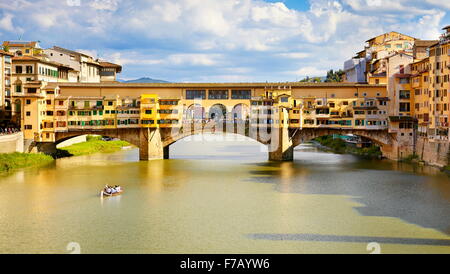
[15, 82, 415, 161]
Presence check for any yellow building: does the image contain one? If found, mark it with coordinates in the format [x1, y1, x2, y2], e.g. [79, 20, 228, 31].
[140, 94, 159, 128]
[2, 41, 43, 57]
[0, 50, 13, 122]
[427, 26, 450, 139]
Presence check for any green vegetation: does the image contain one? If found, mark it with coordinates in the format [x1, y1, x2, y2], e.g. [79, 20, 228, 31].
[59, 136, 131, 156]
[324, 69, 345, 83]
[86, 135, 102, 142]
[299, 69, 344, 83]
[0, 153, 54, 173]
[299, 76, 323, 83]
[0, 136, 131, 174]
[314, 135, 382, 158]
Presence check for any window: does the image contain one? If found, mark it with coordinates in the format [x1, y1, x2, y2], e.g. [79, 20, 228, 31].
[399, 90, 410, 99]
[26, 111, 31, 116]
[159, 100, 178, 105]
[399, 102, 410, 112]
[96, 101, 103, 106]
[145, 110, 152, 114]
[399, 78, 410, 84]
[24, 125, 32, 130]
[15, 85, 22, 93]
[26, 66, 33, 74]
[84, 101, 90, 108]
[280, 97, 289, 103]
[141, 120, 154, 125]
[231, 90, 251, 99]
[186, 90, 206, 99]
[15, 66, 22, 74]
[108, 101, 113, 106]
[208, 90, 228, 100]
[26, 99, 31, 105]
[158, 109, 178, 114]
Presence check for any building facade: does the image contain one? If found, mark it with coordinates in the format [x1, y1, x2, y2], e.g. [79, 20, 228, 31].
[0, 50, 13, 122]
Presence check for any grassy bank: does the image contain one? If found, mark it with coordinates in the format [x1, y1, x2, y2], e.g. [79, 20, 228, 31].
[314, 136, 382, 158]
[0, 152, 54, 173]
[59, 135, 131, 156]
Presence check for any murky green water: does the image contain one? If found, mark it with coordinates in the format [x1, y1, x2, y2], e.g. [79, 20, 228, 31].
[1, 134, 450, 254]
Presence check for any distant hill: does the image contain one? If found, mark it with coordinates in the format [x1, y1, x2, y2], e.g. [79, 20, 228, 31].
[118, 77, 170, 83]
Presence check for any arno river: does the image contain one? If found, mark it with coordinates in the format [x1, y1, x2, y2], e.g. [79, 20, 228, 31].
[1, 134, 450, 254]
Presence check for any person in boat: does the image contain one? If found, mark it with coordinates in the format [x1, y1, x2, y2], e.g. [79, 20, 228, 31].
[104, 185, 112, 194]
[115, 185, 121, 192]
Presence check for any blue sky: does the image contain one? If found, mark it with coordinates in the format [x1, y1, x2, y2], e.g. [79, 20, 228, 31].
[0, 0, 449, 82]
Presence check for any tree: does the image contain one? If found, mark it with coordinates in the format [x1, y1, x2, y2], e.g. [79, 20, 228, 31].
[299, 76, 322, 83]
[324, 69, 345, 82]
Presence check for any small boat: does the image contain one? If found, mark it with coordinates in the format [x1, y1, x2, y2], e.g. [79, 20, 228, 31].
[100, 189, 124, 197]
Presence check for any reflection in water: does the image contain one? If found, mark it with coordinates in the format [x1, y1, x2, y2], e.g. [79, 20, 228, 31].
[249, 143, 450, 235]
[0, 134, 449, 253]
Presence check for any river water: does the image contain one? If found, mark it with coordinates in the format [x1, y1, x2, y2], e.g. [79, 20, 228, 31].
[1, 133, 450, 254]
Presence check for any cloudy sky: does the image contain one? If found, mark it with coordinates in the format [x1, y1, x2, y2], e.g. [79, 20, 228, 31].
[0, 0, 449, 82]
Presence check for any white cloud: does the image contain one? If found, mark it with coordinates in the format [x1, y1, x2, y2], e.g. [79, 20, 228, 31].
[89, 0, 121, 11]
[1, 0, 449, 82]
[288, 67, 327, 77]
[277, 52, 310, 59]
[424, 0, 450, 10]
[167, 53, 220, 66]
[0, 13, 16, 32]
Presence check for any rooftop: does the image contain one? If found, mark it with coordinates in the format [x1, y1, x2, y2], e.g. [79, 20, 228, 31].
[365, 31, 416, 43]
[99, 61, 122, 73]
[414, 40, 439, 47]
[2, 41, 40, 48]
[0, 50, 13, 56]
[12, 56, 74, 70]
[51, 46, 92, 58]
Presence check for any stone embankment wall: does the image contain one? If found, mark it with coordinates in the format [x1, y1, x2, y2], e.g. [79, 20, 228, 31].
[0, 132, 24, 153]
[416, 137, 449, 168]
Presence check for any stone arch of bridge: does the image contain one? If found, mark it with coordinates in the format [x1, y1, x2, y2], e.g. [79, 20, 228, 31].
[54, 128, 142, 147]
[291, 128, 393, 152]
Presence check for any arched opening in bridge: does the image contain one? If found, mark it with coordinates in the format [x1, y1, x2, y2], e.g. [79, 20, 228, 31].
[296, 133, 383, 159]
[169, 132, 267, 161]
[185, 104, 205, 120]
[50, 132, 139, 159]
[208, 104, 227, 120]
[231, 104, 249, 121]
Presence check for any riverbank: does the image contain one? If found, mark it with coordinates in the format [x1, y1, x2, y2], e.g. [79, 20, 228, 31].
[313, 136, 382, 158]
[0, 152, 54, 173]
[57, 135, 131, 157]
[0, 136, 132, 174]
